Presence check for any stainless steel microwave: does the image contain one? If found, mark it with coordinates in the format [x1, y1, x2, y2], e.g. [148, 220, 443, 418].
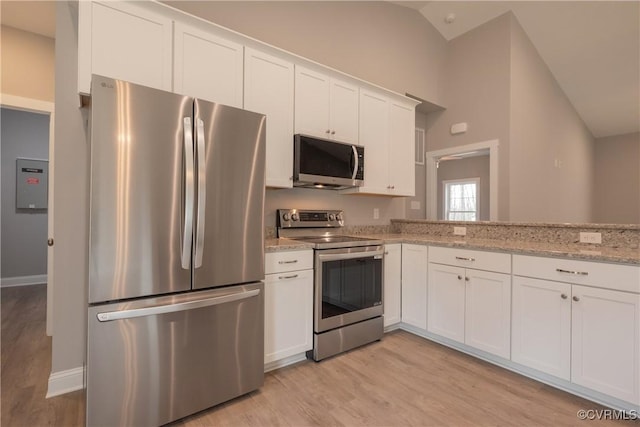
[293, 134, 364, 189]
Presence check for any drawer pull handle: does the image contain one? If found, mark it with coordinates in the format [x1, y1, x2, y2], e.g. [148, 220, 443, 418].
[278, 260, 298, 264]
[278, 274, 299, 280]
[573, 296, 580, 302]
[455, 256, 475, 262]
[561, 293, 568, 299]
[556, 268, 588, 276]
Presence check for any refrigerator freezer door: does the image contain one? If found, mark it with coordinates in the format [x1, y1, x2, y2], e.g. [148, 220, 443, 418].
[193, 99, 266, 289]
[86, 282, 264, 426]
[89, 75, 194, 303]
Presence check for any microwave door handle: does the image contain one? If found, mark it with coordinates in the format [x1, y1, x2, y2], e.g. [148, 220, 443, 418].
[194, 118, 206, 268]
[182, 117, 194, 269]
[351, 146, 359, 180]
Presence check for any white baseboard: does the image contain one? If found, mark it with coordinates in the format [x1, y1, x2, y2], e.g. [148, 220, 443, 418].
[1, 274, 47, 287]
[46, 366, 85, 398]
[264, 353, 308, 373]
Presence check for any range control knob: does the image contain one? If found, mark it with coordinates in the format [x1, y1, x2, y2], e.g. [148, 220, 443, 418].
[336, 213, 343, 222]
[329, 214, 336, 221]
[282, 213, 290, 221]
[291, 213, 299, 221]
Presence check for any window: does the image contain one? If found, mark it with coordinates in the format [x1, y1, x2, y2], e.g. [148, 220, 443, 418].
[444, 178, 479, 221]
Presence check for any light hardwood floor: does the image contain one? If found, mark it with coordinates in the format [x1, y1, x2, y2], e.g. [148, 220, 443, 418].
[2, 285, 627, 426]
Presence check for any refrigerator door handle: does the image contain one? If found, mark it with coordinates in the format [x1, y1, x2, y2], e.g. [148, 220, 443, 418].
[96, 288, 260, 322]
[182, 117, 195, 269]
[194, 118, 206, 268]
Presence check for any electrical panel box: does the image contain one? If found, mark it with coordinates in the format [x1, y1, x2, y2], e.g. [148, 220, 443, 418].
[16, 158, 48, 209]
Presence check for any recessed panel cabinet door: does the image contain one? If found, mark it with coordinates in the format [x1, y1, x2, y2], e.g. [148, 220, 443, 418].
[383, 244, 402, 327]
[512, 276, 571, 381]
[359, 90, 389, 194]
[427, 263, 465, 343]
[401, 244, 427, 330]
[329, 79, 359, 144]
[464, 269, 511, 359]
[388, 100, 415, 196]
[86, 1, 172, 92]
[244, 48, 294, 188]
[294, 66, 331, 138]
[174, 23, 244, 108]
[571, 285, 640, 405]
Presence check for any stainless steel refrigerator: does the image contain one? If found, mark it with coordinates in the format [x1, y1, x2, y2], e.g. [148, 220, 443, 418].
[86, 75, 266, 426]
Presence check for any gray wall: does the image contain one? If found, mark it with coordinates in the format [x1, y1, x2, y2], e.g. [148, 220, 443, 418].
[1, 107, 49, 279]
[52, 1, 88, 374]
[437, 155, 490, 221]
[509, 15, 595, 223]
[426, 13, 512, 220]
[593, 132, 640, 224]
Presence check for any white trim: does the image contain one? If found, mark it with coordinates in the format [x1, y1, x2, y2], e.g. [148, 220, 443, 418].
[426, 140, 499, 221]
[1, 93, 55, 337]
[1, 275, 48, 287]
[263, 353, 308, 373]
[46, 366, 85, 398]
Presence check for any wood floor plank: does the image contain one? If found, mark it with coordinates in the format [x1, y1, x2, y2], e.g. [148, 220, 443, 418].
[2, 285, 632, 427]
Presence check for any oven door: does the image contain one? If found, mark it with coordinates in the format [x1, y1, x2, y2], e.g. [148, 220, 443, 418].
[315, 245, 384, 333]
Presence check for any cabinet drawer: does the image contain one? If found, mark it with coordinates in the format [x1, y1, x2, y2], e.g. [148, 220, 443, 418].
[429, 246, 511, 274]
[513, 255, 640, 294]
[265, 250, 313, 274]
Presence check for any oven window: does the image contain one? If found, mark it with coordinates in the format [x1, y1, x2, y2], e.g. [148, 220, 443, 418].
[321, 256, 382, 319]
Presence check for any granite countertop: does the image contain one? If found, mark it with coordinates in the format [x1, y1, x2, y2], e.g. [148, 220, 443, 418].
[265, 234, 640, 265]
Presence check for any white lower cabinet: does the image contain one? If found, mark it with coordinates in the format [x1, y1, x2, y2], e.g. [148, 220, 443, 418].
[401, 244, 428, 330]
[513, 254, 640, 406]
[427, 261, 511, 359]
[512, 276, 571, 380]
[383, 244, 402, 327]
[264, 251, 313, 365]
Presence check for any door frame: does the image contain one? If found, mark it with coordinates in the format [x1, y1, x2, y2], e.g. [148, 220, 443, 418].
[1, 94, 55, 336]
[425, 139, 499, 221]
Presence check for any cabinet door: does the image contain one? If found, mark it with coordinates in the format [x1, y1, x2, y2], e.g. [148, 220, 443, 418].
[329, 79, 359, 144]
[427, 263, 465, 343]
[383, 244, 402, 327]
[244, 48, 294, 188]
[264, 269, 314, 364]
[358, 89, 389, 194]
[294, 66, 330, 138]
[465, 270, 511, 359]
[512, 276, 571, 380]
[82, 1, 172, 93]
[571, 285, 640, 405]
[174, 23, 243, 107]
[401, 244, 428, 330]
[388, 100, 415, 196]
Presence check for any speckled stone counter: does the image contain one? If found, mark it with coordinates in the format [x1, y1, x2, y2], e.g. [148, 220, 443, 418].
[264, 238, 314, 253]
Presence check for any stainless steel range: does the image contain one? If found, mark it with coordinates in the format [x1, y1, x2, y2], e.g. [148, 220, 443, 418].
[277, 209, 384, 361]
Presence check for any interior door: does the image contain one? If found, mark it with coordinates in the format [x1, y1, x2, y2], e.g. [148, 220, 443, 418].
[193, 99, 266, 289]
[89, 76, 193, 303]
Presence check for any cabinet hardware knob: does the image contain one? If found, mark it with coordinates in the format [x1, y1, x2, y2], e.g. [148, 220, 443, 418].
[561, 294, 568, 299]
[457, 275, 463, 280]
[572, 296, 580, 302]
[47, 238, 54, 247]
[289, 176, 293, 180]
[331, 130, 336, 135]
[384, 251, 389, 255]
[465, 277, 470, 282]
[326, 129, 331, 134]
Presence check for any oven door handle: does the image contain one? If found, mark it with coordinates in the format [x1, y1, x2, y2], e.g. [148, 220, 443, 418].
[317, 250, 384, 262]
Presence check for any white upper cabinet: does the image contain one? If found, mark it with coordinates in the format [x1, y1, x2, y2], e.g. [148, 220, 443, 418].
[294, 66, 359, 143]
[388, 100, 416, 196]
[244, 48, 294, 188]
[78, 1, 173, 94]
[174, 23, 244, 108]
[343, 89, 417, 196]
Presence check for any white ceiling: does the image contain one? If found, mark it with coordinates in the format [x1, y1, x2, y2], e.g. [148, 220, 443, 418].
[2, 1, 637, 137]
[402, 1, 640, 138]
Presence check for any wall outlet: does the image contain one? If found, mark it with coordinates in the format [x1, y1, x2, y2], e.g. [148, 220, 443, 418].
[453, 226, 467, 236]
[580, 232, 602, 244]
[373, 208, 380, 220]
[410, 201, 421, 210]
